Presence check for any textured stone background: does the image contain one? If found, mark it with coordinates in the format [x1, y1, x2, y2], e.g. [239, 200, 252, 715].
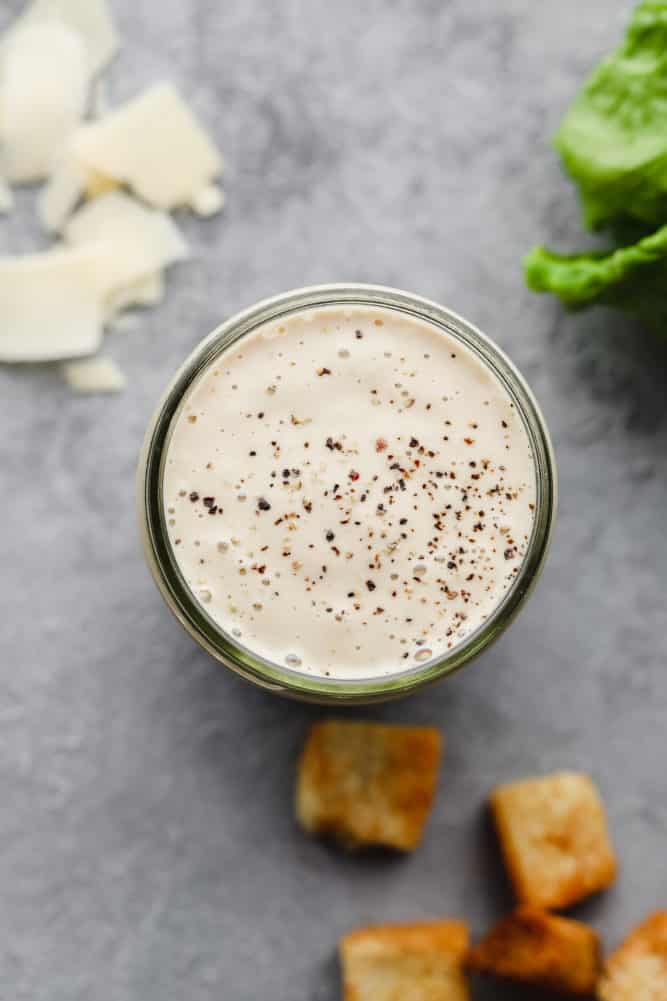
[1, 1, 666, 998]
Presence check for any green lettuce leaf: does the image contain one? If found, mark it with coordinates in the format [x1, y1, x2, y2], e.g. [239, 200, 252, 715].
[524, 223, 667, 333]
[555, 0, 667, 230]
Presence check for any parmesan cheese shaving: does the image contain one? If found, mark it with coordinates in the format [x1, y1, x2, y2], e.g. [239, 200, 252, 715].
[37, 154, 86, 232]
[64, 190, 189, 265]
[0, 22, 89, 183]
[63, 190, 189, 316]
[61, 356, 126, 393]
[0, 236, 170, 362]
[0, 2, 225, 392]
[3, 0, 119, 77]
[64, 82, 223, 211]
[0, 246, 109, 362]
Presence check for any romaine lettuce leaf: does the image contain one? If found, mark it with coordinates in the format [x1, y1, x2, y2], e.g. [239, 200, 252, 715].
[555, 0, 667, 230]
[524, 224, 667, 333]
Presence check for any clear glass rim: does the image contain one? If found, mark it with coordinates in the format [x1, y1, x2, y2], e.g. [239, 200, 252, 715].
[138, 284, 557, 704]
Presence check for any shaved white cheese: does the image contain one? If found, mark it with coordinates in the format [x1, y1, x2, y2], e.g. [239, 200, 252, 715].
[61, 356, 126, 393]
[0, 6, 225, 388]
[0, 235, 169, 362]
[39, 83, 224, 228]
[65, 82, 223, 211]
[0, 246, 109, 362]
[64, 190, 189, 265]
[37, 154, 86, 232]
[0, 22, 88, 183]
[63, 190, 189, 316]
[191, 183, 225, 217]
[3, 0, 119, 77]
[0, 177, 13, 214]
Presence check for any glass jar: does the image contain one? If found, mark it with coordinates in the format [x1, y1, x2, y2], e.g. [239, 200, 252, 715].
[138, 284, 556, 704]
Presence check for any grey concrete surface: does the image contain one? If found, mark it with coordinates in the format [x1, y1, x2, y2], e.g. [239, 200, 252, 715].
[1, 1, 666, 998]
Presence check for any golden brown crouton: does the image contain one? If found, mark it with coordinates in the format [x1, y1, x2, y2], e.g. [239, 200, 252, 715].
[491, 770, 617, 909]
[296, 721, 442, 851]
[467, 907, 601, 995]
[598, 912, 667, 1001]
[340, 919, 470, 1001]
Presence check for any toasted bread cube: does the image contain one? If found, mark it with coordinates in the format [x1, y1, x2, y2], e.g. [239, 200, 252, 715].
[340, 920, 470, 1001]
[296, 721, 442, 851]
[467, 907, 601, 995]
[491, 771, 617, 909]
[598, 912, 667, 1001]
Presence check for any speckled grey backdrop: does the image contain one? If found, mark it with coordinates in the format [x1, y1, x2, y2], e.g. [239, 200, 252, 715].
[1, 1, 666, 998]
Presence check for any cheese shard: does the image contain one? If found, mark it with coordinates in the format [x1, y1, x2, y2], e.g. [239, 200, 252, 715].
[0, 246, 109, 362]
[64, 190, 189, 265]
[61, 356, 126, 393]
[3, 0, 119, 76]
[38, 159, 118, 234]
[65, 82, 223, 211]
[0, 22, 88, 183]
[37, 154, 86, 232]
[63, 190, 189, 316]
[0, 234, 167, 362]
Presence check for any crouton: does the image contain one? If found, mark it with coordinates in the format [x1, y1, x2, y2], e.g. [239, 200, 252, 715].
[598, 912, 667, 1001]
[467, 907, 601, 995]
[340, 919, 470, 1001]
[490, 770, 617, 909]
[296, 721, 442, 851]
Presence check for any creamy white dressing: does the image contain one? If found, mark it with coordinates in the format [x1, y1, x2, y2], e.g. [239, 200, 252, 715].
[163, 306, 536, 679]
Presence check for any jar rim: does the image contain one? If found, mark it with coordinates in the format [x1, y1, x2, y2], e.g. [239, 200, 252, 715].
[137, 284, 557, 704]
